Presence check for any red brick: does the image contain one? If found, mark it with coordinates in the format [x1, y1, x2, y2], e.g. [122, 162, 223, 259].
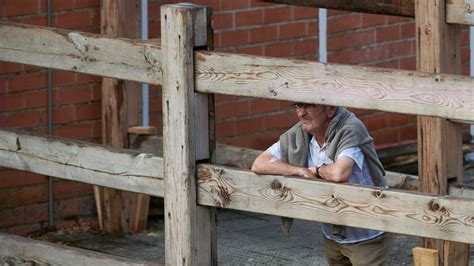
[264, 6, 292, 24]
[216, 120, 235, 137]
[293, 6, 317, 20]
[293, 38, 317, 57]
[387, 113, 415, 127]
[5, 0, 39, 16]
[0, 61, 23, 74]
[250, 25, 277, 44]
[362, 13, 386, 27]
[149, 21, 161, 39]
[21, 15, 48, 26]
[90, 9, 100, 27]
[250, 1, 272, 7]
[52, 70, 76, 87]
[0, 170, 26, 188]
[328, 13, 361, 33]
[376, 25, 400, 43]
[9, 72, 47, 92]
[58, 86, 91, 104]
[0, 79, 5, 94]
[7, 223, 42, 236]
[400, 125, 417, 140]
[213, 12, 233, 30]
[371, 60, 398, 69]
[250, 98, 280, 113]
[399, 57, 416, 71]
[363, 113, 387, 131]
[56, 10, 91, 29]
[265, 42, 292, 58]
[216, 100, 250, 120]
[2, 93, 25, 112]
[372, 128, 399, 145]
[53, 180, 78, 199]
[264, 111, 296, 130]
[5, 110, 45, 128]
[52, 0, 75, 11]
[24, 90, 47, 108]
[0, 206, 25, 227]
[401, 22, 415, 38]
[76, 73, 101, 84]
[9, 185, 47, 207]
[386, 41, 414, 58]
[279, 22, 307, 40]
[215, 93, 237, 103]
[221, 0, 249, 10]
[236, 9, 263, 27]
[24, 203, 48, 223]
[221, 30, 249, 48]
[58, 197, 94, 218]
[75, 102, 101, 121]
[52, 106, 75, 124]
[307, 21, 318, 35]
[221, 135, 251, 148]
[234, 45, 264, 56]
[0, 191, 9, 209]
[387, 16, 411, 23]
[53, 123, 93, 139]
[236, 117, 264, 135]
[24, 172, 47, 186]
[75, 0, 100, 9]
[252, 131, 281, 150]
[328, 29, 374, 51]
[75, 182, 93, 197]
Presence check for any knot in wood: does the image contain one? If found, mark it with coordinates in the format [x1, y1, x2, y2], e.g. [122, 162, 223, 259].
[431, 201, 440, 212]
[271, 179, 282, 190]
[373, 190, 384, 199]
[424, 24, 432, 36]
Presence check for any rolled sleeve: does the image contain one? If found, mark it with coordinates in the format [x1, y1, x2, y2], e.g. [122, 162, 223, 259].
[337, 147, 364, 170]
[266, 141, 282, 160]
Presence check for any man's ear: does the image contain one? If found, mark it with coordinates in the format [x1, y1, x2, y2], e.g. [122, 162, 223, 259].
[326, 106, 337, 118]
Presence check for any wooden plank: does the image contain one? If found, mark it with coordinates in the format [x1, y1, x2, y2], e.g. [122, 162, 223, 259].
[447, 0, 474, 26]
[96, 0, 145, 235]
[0, 233, 156, 266]
[413, 247, 439, 266]
[0, 129, 164, 197]
[196, 164, 474, 244]
[195, 51, 474, 123]
[0, 21, 162, 85]
[161, 4, 215, 265]
[415, 0, 470, 264]
[128, 126, 158, 135]
[263, 0, 415, 17]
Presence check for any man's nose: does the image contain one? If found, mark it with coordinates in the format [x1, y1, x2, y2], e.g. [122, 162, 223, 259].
[296, 108, 306, 118]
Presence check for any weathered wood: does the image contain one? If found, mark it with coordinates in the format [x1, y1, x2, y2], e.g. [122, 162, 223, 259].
[447, 0, 474, 26]
[263, 0, 415, 17]
[195, 52, 474, 122]
[0, 21, 162, 85]
[263, 0, 474, 26]
[96, 0, 145, 235]
[196, 164, 474, 244]
[161, 4, 215, 265]
[0, 233, 156, 266]
[413, 247, 439, 266]
[0, 129, 164, 197]
[416, 0, 469, 264]
[128, 126, 158, 135]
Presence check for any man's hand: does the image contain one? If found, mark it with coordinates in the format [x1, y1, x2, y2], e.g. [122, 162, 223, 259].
[252, 151, 317, 179]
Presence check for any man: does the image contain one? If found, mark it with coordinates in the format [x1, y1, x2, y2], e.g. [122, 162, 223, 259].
[251, 103, 392, 266]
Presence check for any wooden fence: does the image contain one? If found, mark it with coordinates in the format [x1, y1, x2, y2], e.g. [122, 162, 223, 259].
[1, 1, 474, 265]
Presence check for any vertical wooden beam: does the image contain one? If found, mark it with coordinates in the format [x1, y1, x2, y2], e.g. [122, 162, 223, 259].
[413, 247, 439, 266]
[415, 0, 469, 265]
[97, 0, 146, 234]
[161, 3, 216, 265]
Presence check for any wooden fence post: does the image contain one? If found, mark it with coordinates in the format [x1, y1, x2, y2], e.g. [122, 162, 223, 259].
[161, 4, 216, 265]
[415, 0, 470, 265]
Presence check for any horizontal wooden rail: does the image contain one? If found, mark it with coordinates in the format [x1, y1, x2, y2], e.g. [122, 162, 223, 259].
[0, 233, 156, 265]
[0, 129, 164, 197]
[264, 0, 474, 26]
[446, 0, 474, 25]
[196, 164, 474, 244]
[0, 22, 162, 85]
[195, 51, 474, 122]
[263, 0, 415, 17]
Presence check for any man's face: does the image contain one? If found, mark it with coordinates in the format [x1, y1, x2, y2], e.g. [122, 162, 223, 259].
[294, 103, 333, 135]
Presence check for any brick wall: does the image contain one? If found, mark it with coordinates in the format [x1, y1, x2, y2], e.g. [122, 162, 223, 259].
[0, 0, 471, 235]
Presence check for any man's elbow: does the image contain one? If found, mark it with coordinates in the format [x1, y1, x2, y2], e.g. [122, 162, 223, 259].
[251, 163, 263, 174]
[332, 170, 351, 183]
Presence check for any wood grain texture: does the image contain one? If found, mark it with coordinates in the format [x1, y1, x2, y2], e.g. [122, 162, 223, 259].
[413, 247, 439, 266]
[0, 21, 162, 85]
[0, 129, 164, 197]
[195, 52, 474, 122]
[263, 0, 415, 17]
[415, 0, 469, 264]
[161, 4, 215, 265]
[447, 0, 474, 26]
[196, 164, 474, 244]
[0, 233, 157, 266]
